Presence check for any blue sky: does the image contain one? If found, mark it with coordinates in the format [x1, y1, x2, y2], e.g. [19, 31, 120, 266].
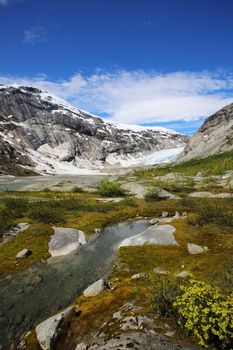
[1, 0, 233, 134]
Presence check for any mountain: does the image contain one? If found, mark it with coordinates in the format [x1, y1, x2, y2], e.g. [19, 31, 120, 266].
[178, 102, 233, 162]
[0, 85, 187, 175]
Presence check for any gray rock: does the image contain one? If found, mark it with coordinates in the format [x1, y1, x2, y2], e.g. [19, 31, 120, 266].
[35, 306, 74, 350]
[149, 218, 159, 225]
[121, 182, 147, 199]
[119, 224, 178, 248]
[83, 279, 107, 297]
[175, 271, 189, 278]
[49, 227, 86, 257]
[16, 248, 31, 259]
[88, 332, 201, 350]
[131, 273, 145, 280]
[162, 211, 169, 218]
[189, 191, 233, 199]
[187, 243, 207, 255]
[154, 267, 168, 275]
[75, 343, 87, 350]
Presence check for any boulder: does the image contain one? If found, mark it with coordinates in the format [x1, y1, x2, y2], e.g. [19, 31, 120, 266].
[35, 306, 74, 350]
[119, 225, 178, 248]
[49, 227, 86, 257]
[83, 279, 107, 297]
[187, 243, 207, 255]
[16, 248, 31, 259]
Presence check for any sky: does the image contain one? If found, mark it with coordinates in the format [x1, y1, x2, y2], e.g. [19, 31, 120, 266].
[1, 0, 233, 134]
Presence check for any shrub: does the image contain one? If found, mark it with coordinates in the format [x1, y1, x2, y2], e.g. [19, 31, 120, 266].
[98, 178, 125, 197]
[71, 186, 84, 193]
[173, 279, 233, 348]
[150, 275, 181, 317]
[28, 206, 66, 224]
[145, 187, 161, 201]
[4, 197, 29, 217]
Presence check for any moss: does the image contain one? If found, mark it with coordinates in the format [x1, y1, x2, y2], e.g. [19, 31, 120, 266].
[0, 224, 53, 276]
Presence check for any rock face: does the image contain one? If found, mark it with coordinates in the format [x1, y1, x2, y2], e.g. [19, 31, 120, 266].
[35, 306, 74, 350]
[0, 85, 187, 175]
[49, 227, 86, 257]
[178, 102, 233, 161]
[118, 224, 178, 248]
[83, 279, 107, 297]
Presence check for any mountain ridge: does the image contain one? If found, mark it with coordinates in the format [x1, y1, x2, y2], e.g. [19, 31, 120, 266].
[0, 85, 187, 175]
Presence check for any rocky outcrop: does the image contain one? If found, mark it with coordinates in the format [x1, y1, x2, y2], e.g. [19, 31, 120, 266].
[178, 102, 233, 161]
[0, 85, 187, 175]
[35, 306, 74, 350]
[118, 224, 178, 248]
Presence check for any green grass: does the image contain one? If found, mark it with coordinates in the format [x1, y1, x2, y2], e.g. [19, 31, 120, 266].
[98, 178, 125, 197]
[133, 149, 233, 179]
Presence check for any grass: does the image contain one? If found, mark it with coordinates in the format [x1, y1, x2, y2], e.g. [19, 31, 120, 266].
[132, 149, 233, 179]
[0, 224, 52, 275]
[98, 178, 125, 197]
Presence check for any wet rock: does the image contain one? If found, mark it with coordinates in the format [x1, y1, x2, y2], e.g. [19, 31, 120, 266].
[187, 243, 208, 255]
[119, 225, 178, 248]
[149, 218, 159, 225]
[35, 306, 74, 350]
[49, 227, 86, 257]
[83, 279, 107, 297]
[16, 248, 31, 259]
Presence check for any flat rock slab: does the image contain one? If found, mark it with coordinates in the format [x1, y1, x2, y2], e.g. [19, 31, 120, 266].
[49, 227, 86, 257]
[189, 191, 233, 198]
[122, 182, 147, 199]
[95, 197, 124, 202]
[88, 332, 201, 350]
[36, 306, 74, 350]
[119, 224, 178, 248]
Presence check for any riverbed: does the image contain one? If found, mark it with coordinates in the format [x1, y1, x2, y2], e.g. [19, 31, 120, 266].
[0, 220, 150, 348]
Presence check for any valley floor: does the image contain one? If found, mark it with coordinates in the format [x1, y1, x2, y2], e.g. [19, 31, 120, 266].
[0, 154, 233, 350]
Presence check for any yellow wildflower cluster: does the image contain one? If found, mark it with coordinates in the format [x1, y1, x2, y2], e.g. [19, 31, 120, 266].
[173, 279, 233, 348]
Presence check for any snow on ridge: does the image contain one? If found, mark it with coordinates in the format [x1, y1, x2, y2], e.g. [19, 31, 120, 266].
[1, 85, 181, 136]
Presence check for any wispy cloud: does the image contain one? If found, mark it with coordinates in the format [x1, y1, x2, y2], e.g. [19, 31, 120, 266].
[0, 0, 21, 6]
[1, 70, 233, 129]
[23, 26, 47, 44]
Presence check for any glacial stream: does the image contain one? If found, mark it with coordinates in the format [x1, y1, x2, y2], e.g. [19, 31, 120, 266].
[0, 220, 150, 348]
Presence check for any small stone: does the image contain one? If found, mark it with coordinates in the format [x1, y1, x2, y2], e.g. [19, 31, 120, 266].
[154, 267, 167, 275]
[149, 218, 159, 225]
[16, 248, 31, 259]
[175, 271, 189, 278]
[94, 228, 101, 234]
[173, 211, 180, 219]
[187, 243, 207, 255]
[162, 211, 169, 218]
[75, 343, 87, 350]
[131, 273, 144, 280]
[182, 212, 188, 217]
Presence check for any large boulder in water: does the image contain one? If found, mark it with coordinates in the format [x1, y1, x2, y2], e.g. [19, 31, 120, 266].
[49, 227, 86, 257]
[35, 306, 74, 350]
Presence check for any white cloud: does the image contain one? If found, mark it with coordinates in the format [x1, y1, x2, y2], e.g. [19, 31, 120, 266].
[1, 70, 233, 125]
[23, 26, 47, 44]
[0, 0, 11, 5]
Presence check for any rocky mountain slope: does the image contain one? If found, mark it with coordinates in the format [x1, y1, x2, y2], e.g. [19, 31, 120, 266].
[178, 102, 233, 161]
[0, 85, 187, 175]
